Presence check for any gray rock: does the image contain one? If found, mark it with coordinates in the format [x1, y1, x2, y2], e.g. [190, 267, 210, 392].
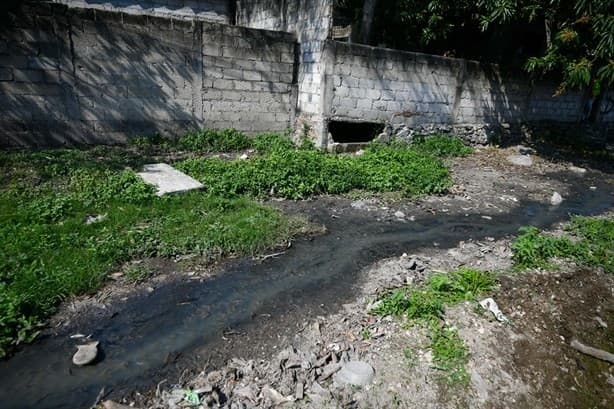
[376, 132, 390, 144]
[550, 192, 563, 206]
[394, 211, 405, 219]
[72, 341, 99, 366]
[333, 361, 375, 387]
[102, 401, 133, 409]
[569, 165, 587, 174]
[507, 155, 533, 167]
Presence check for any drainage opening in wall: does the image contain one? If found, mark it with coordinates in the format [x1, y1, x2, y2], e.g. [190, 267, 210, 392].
[328, 121, 384, 143]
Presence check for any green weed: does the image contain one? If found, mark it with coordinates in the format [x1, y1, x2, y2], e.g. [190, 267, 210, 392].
[412, 134, 473, 157]
[372, 269, 496, 320]
[178, 134, 454, 199]
[123, 264, 153, 283]
[178, 128, 251, 152]
[372, 269, 495, 386]
[512, 216, 613, 273]
[429, 323, 470, 386]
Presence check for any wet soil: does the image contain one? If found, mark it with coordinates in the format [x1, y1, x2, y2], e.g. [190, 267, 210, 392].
[0, 146, 612, 409]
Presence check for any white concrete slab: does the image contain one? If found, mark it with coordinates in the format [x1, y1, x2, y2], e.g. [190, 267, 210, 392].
[137, 163, 204, 196]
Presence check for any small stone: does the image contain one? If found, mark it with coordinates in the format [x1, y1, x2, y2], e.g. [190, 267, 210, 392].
[394, 211, 405, 219]
[594, 316, 608, 328]
[102, 401, 133, 409]
[376, 132, 390, 143]
[569, 165, 587, 174]
[239, 153, 249, 160]
[507, 155, 533, 167]
[262, 386, 289, 405]
[72, 341, 99, 366]
[550, 192, 563, 206]
[333, 361, 375, 387]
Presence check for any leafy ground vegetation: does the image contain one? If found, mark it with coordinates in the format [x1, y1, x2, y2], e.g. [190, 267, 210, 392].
[0, 130, 469, 357]
[512, 216, 613, 273]
[372, 269, 497, 385]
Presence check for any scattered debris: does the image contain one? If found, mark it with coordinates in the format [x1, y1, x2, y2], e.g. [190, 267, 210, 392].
[570, 339, 614, 364]
[85, 213, 108, 225]
[479, 298, 509, 323]
[72, 341, 99, 366]
[594, 316, 608, 328]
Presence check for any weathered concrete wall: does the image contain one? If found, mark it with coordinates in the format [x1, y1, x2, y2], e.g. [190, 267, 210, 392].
[0, 1, 297, 148]
[237, 0, 333, 144]
[327, 41, 614, 145]
[54, 0, 231, 23]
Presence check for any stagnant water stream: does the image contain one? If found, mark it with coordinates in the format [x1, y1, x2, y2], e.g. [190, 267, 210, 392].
[1, 174, 612, 409]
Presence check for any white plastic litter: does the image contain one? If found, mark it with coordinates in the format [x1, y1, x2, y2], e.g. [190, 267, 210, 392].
[479, 298, 509, 323]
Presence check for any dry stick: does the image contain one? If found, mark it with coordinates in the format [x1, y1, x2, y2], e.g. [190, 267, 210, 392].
[570, 339, 614, 364]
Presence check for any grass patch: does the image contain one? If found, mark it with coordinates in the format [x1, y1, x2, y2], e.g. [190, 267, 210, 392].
[0, 146, 307, 357]
[177, 136, 457, 199]
[429, 323, 470, 385]
[512, 216, 613, 273]
[372, 269, 496, 386]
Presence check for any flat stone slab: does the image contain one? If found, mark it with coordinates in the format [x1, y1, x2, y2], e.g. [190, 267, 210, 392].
[138, 163, 204, 196]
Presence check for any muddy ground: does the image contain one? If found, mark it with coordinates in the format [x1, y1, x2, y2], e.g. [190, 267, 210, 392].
[43, 146, 614, 408]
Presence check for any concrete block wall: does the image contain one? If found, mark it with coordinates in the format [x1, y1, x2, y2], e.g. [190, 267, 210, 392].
[0, 1, 297, 148]
[54, 0, 231, 23]
[237, 0, 333, 144]
[328, 41, 584, 129]
[201, 23, 297, 132]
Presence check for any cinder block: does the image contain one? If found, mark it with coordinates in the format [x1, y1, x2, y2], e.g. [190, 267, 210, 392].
[222, 68, 242, 79]
[12, 69, 44, 83]
[202, 43, 222, 57]
[0, 56, 29, 69]
[213, 79, 234, 90]
[0, 68, 12, 81]
[243, 71, 261, 81]
[28, 56, 58, 70]
[356, 99, 372, 110]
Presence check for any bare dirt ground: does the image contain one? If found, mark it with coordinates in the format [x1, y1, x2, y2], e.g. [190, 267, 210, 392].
[60, 146, 612, 409]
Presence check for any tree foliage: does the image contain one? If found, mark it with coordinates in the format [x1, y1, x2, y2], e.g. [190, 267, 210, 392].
[479, 0, 614, 96]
